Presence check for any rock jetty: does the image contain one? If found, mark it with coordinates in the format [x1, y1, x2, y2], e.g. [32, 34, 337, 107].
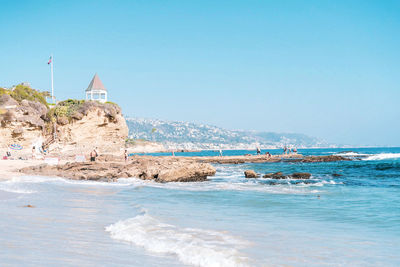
[193, 154, 350, 164]
[300, 155, 351, 163]
[19, 156, 216, 183]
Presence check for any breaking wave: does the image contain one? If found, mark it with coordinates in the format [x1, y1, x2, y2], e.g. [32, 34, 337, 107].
[117, 177, 326, 194]
[0, 183, 36, 194]
[335, 152, 369, 157]
[106, 210, 250, 267]
[362, 153, 400, 161]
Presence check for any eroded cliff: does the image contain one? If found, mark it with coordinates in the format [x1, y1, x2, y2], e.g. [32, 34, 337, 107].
[0, 89, 128, 156]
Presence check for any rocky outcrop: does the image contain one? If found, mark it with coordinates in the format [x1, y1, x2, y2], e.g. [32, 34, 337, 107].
[301, 155, 350, 163]
[0, 94, 45, 151]
[263, 172, 312, 179]
[244, 170, 259, 178]
[263, 172, 285, 179]
[19, 156, 216, 183]
[1, 93, 129, 157]
[193, 154, 351, 164]
[195, 155, 284, 164]
[291, 172, 312, 179]
[53, 103, 128, 155]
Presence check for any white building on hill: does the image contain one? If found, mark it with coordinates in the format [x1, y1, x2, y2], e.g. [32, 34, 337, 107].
[85, 73, 107, 103]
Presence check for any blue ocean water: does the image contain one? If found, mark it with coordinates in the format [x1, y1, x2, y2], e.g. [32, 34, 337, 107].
[1, 147, 399, 266]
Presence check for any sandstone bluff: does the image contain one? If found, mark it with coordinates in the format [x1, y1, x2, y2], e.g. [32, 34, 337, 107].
[0, 93, 128, 156]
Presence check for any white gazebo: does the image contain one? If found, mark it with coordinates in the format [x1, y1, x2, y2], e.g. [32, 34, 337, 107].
[85, 73, 107, 103]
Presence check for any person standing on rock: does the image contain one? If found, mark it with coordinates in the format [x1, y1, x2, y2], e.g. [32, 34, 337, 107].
[124, 149, 128, 162]
[256, 147, 261, 155]
[219, 149, 223, 157]
[90, 148, 98, 162]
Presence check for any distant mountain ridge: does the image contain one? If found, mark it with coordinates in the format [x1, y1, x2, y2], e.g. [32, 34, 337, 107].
[125, 117, 333, 150]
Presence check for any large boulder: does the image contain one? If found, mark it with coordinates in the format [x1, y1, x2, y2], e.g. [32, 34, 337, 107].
[244, 170, 259, 178]
[157, 163, 216, 182]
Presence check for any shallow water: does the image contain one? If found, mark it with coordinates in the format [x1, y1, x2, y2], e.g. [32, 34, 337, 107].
[1, 148, 400, 266]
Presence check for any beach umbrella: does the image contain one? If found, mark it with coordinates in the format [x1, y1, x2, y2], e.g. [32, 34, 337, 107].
[9, 144, 23, 150]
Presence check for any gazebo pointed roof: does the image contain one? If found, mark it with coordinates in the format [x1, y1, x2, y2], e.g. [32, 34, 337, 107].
[86, 73, 107, 92]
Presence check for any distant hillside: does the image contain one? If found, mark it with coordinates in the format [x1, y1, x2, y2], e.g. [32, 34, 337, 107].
[125, 117, 333, 150]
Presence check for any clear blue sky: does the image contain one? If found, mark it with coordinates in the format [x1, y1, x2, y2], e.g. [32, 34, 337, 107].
[1, 0, 399, 146]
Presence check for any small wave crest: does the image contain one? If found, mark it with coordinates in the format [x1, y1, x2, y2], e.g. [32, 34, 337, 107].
[117, 177, 324, 194]
[335, 152, 369, 157]
[362, 153, 400, 161]
[0, 183, 36, 194]
[105, 211, 250, 267]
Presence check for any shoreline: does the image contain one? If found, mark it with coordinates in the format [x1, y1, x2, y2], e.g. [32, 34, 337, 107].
[0, 159, 54, 181]
[1, 154, 352, 183]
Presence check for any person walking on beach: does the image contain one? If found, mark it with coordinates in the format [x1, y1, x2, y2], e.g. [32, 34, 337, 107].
[124, 149, 128, 162]
[90, 148, 98, 162]
[219, 149, 223, 157]
[283, 146, 287, 155]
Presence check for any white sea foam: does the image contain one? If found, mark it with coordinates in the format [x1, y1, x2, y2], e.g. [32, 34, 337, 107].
[8, 175, 133, 187]
[117, 177, 323, 194]
[0, 183, 36, 194]
[335, 152, 369, 157]
[0, 175, 135, 195]
[362, 153, 400, 161]
[106, 211, 250, 267]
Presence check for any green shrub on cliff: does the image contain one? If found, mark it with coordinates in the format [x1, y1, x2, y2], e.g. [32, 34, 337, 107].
[0, 87, 9, 95]
[10, 85, 49, 107]
[105, 101, 119, 107]
[47, 99, 122, 125]
[47, 99, 86, 122]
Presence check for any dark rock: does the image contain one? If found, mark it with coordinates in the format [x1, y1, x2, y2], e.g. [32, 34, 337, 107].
[291, 172, 312, 179]
[244, 170, 259, 178]
[301, 155, 350, 163]
[263, 172, 285, 179]
[332, 173, 343, 177]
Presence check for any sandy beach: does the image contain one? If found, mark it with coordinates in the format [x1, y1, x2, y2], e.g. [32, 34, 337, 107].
[0, 160, 50, 181]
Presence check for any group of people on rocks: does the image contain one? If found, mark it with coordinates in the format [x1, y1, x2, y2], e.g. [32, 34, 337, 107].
[283, 146, 297, 155]
[89, 147, 129, 163]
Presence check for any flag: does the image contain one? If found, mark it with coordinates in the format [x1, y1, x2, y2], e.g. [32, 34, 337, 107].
[47, 56, 52, 65]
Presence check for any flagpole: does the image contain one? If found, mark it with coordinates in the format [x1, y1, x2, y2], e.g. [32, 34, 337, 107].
[51, 54, 54, 104]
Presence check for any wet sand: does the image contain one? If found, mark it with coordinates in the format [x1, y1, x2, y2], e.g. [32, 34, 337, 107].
[0, 160, 54, 181]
